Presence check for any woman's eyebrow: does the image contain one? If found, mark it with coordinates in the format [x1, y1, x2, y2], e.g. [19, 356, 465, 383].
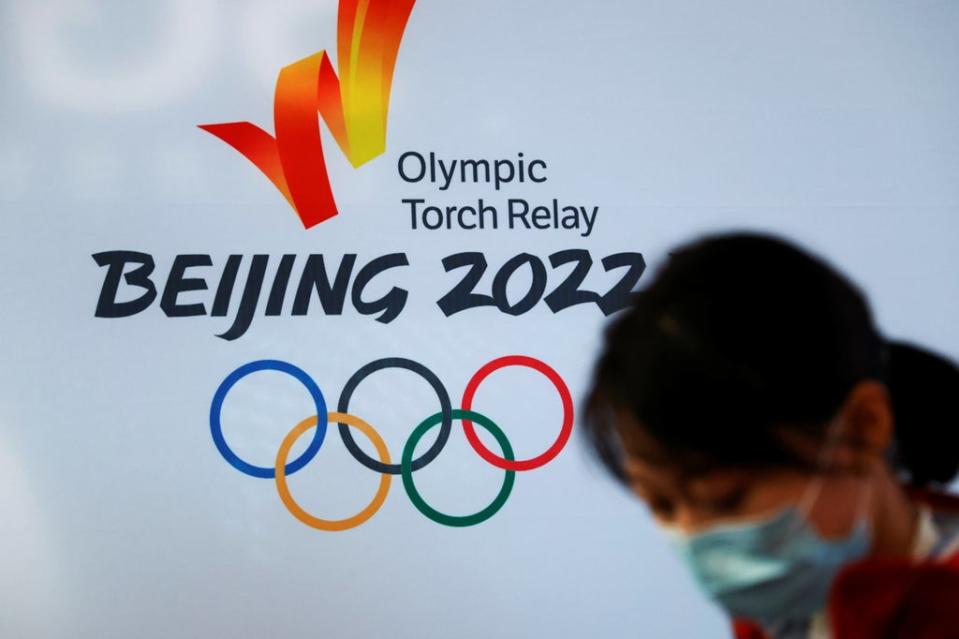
[621, 466, 671, 494]
[622, 449, 721, 487]
[623, 449, 673, 468]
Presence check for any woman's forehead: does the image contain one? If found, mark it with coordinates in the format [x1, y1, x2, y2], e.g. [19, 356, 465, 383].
[623, 453, 745, 484]
[615, 410, 769, 493]
[615, 410, 717, 473]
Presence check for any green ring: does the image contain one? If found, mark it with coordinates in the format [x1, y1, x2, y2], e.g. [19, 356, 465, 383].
[401, 409, 515, 527]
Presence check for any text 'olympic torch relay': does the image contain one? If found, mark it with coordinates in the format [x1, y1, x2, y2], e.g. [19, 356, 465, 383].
[199, 0, 416, 229]
[210, 356, 574, 531]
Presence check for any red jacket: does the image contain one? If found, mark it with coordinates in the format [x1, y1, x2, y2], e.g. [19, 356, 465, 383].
[733, 488, 959, 639]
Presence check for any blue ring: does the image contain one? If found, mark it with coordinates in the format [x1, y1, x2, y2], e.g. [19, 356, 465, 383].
[210, 359, 327, 478]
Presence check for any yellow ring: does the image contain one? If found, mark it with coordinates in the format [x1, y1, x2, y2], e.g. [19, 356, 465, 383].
[274, 412, 391, 531]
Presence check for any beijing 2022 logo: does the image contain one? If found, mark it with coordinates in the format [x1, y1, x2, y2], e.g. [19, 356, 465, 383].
[199, 0, 416, 229]
[210, 356, 573, 531]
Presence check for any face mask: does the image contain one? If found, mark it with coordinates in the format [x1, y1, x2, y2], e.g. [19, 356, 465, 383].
[660, 434, 872, 628]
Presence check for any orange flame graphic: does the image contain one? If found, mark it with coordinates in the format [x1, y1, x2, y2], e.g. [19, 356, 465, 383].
[200, 0, 416, 228]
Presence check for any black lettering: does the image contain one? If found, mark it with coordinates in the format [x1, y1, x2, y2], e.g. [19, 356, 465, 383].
[265, 254, 296, 316]
[597, 252, 646, 315]
[491, 253, 547, 315]
[292, 254, 355, 315]
[460, 159, 491, 185]
[398, 151, 426, 183]
[160, 254, 211, 317]
[507, 199, 531, 229]
[528, 160, 547, 183]
[351, 253, 409, 323]
[92, 250, 157, 317]
[493, 159, 515, 190]
[544, 249, 601, 312]
[211, 255, 242, 317]
[217, 254, 269, 340]
[436, 252, 495, 316]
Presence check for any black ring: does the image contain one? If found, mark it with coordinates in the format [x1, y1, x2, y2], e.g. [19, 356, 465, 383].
[337, 357, 453, 475]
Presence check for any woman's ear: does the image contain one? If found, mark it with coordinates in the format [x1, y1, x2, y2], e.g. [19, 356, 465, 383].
[834, 379, 895, 471]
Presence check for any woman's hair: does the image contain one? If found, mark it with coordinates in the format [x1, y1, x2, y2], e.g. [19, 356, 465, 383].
[583, 231, 959, 487]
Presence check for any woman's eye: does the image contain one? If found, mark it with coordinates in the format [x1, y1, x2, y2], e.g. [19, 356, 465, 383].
[711, 488, 747, 513]
[649, 497, 675, 519]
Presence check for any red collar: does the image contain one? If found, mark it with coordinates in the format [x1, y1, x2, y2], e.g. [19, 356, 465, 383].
[905, 484, 959, 515]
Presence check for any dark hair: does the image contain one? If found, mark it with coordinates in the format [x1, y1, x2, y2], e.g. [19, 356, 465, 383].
[583, 231, 959, 487]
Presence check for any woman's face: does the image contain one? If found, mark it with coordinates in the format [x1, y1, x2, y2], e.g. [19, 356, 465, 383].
[616, 411, 873, 540]
[611, 380, 915, 627]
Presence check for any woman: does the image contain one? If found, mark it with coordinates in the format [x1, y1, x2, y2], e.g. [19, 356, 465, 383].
[583, 231, 959, 639]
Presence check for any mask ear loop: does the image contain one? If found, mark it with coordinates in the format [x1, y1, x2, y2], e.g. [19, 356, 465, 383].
[853, 478, 874, 526]
[818, 413, 874, 522]
[789, 413, 875, 540]
[849, 464, 875, 537]
[783, 414, 847, 538]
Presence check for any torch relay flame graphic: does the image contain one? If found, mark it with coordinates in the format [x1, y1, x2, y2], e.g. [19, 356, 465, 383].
[199, 0, 416, 229]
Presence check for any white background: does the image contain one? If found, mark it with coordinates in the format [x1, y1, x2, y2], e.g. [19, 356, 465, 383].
[1, 1, 958, 637]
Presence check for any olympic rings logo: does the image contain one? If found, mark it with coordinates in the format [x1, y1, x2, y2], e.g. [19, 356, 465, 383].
[209, 355, 574, 530]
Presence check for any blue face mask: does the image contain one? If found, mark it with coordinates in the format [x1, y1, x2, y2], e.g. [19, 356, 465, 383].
[661, 475, 871, 629]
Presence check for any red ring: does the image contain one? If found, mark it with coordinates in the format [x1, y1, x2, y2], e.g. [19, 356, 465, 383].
[461, 355, 574, 471]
